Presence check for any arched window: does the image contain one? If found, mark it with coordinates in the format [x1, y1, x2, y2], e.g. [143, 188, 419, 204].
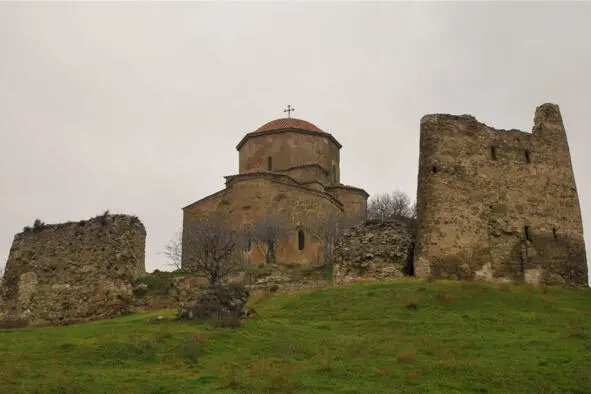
[490, 146, 497, 160]
[298, 229, 305, 251]
[332, 164, 337, 183]
[267, 156, 273, 171]
[525, 150, 531, 164]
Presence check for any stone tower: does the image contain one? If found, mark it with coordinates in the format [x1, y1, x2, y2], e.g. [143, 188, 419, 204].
[413, 103, 588, 287]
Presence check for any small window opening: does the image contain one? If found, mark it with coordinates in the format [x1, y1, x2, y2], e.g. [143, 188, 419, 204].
[490, 146, 497, 160]
[519, 256, 525, 274]
[525, 150, 531, 163]
[332, 164, 337, 183]
[524, 226, 532, 242]
[298, 229, 305, 251]
[432, 166, 437, 174]
[267, 156, 273, 171]
[552, 227, 557, 239]
[246, 236, 252, 252]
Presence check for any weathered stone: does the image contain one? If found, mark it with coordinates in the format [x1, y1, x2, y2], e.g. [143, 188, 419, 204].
[334, 219, 414, 284]
[0, 214, 146, 327]
[182, 118, 369, 268]
[414, 103, 588, 287]
[178, 284, 249, 321]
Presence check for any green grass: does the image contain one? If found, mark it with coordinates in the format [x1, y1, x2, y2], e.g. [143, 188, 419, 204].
[1, 279, 590, 393]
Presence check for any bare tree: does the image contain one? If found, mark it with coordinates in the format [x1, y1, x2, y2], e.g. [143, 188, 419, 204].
[367, 190, 415, 221]
[250, 215, 291, 265]
[309, 214, 359, 265]
[162, 230, 182, 270]
[182, 218, 245, 286]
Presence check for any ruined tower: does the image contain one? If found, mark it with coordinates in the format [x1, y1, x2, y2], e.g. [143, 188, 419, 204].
[413, 103, 588, 287]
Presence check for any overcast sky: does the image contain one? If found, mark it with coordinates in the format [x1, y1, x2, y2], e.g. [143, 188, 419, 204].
[1, 2, 590, 282]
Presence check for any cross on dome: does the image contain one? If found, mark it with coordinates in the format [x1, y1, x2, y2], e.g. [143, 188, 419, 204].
[283, 105, 295, 118]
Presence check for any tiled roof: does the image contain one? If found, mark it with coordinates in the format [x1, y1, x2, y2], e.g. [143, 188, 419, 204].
[255, 118, 324, 133]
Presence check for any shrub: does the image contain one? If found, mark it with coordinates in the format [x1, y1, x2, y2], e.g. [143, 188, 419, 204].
[406, 299, 419, 310]
[181, 334, 201, 363]
[220, 360, 240, 389]
[435, 294, 453, 303]
[134, 275, 177, 296]
[396, 348, 416, 363]
[32, 219, 45, 232]
[406, 371, 421, 383]
[269, 365, 295, 393]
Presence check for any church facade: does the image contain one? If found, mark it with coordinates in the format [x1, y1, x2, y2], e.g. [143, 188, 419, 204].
[181, 116, 368, 267]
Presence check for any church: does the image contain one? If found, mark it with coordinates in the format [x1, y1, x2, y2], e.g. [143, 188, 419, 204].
[181, 109, 368, 267]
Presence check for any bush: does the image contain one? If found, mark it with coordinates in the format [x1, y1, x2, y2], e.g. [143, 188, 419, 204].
[134, 275, 177, 296]
[32, 219, 45, 232]
[178, 284, 249, 324]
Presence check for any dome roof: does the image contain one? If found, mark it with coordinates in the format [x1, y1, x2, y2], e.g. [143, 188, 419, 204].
[255, 118, 324, 133]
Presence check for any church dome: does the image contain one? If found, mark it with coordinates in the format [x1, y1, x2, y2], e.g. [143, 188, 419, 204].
[255, 118, 324, 133]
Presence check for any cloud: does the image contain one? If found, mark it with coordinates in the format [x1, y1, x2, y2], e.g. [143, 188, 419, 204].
[1, 2, 589, 282]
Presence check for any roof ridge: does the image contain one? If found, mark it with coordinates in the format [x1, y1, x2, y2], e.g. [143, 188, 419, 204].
[255, 118, 324, 133]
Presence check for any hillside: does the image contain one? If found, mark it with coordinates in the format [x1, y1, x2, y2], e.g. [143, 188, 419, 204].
[0, 280, 590, 393]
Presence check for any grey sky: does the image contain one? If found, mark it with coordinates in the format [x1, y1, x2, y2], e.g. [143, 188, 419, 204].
[1, 2, 590, 281]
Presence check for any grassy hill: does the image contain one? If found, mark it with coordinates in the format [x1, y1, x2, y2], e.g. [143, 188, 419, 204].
[0, 279, 590, 393]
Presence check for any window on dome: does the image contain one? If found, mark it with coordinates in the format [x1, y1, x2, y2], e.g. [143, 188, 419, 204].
[332, 164, 337, 183]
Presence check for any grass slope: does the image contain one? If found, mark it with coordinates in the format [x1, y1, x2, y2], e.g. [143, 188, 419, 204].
[0, 280, 590, 393]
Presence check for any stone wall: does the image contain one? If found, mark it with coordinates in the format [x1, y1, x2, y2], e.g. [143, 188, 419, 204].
[414, 103, 588, 287]
[237, 130, 341, 185]
[334, 219, 415, 285]
[276, 164, 332, 186]
[182, 174, 345, 267]
[0, 214, 146, 326]
[133, 266, 331, 312]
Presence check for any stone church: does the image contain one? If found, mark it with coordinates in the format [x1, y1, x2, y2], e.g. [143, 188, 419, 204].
[182, 115, 368, 267]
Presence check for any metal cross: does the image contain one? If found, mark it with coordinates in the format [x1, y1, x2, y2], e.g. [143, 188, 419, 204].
[283, 105, 295, 118]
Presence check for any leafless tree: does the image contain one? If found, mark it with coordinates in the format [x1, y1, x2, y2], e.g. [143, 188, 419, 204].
[309, 214, 359, 265]
[367, 190, 416, 221]
[182, 218, 245, 286]
[162, 230, 182, 270]
[250, 215, 291, 265]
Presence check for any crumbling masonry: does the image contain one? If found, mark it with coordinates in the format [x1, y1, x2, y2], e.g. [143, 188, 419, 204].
[413, 103, 588, 286]
[0, 214, 146, 326]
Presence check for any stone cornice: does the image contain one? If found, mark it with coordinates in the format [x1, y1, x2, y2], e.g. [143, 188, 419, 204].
[326, 184, 370, 198]
[235, 128, 342, 151]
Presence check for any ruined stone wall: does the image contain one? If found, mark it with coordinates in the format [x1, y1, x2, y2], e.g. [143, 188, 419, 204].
[333, 219, 414, 284]
[238, 131, 341, 184]
[0, 214, 146, 326]
[182, 175, 344, 268]
[414, 103, 588, 287]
